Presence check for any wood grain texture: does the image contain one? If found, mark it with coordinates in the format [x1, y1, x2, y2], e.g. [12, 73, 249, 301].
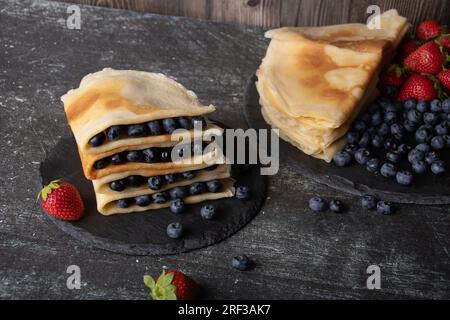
[54, 0, 450, 27]
[1, 0, 450, 300]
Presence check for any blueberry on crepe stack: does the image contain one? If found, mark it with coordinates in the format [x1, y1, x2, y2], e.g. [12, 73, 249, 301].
[61, 68, 234, 215]
[256, 9, 409, 162]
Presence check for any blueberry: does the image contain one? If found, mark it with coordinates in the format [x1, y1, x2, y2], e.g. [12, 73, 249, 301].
[416, 100, 429, 113]
[404, 99, 416, 110]
[117, 198, 133, 208]
[89, 132, 105, 147]
[442, 99, 450, 113]
[127, 175, 144, 187]
[435, 122, 448, 136]
[358, 132, 371, 148]
[407, 109, 421, 124]
[415, 143, 431, 153]
[236, 186, 251, 200]
[403, 120, 417, 133]
[152, 192, 168, 204]
[128, 124, 147, 137]
[147, 120, 163, 135]
[346, 131, 360, 144]
[371, 112, 383, 126]
[396, 170, 413, 186]
[110, 179, 126, 191]
[200, 204, 218, 220]
[189, 182, 206, 195]
[361, 195, 378, 210]
[142, 148, 159, 163]
[415, 127, 433, 143]
[308, 197, 328, 212]
[107, 126, 122, 141]
[431, 161, 446, 174]
[397, 144, 411, 155]
[148, 176, 164, 190]
[390, 124, 404, 137]
[192, 116, 206, 128]
[329, 200, 345, 213]
[164, 174, 178, 184]
[126, 150, 143, 162]
[384, 111, 397, 124]
[111, 153, 125, 165]
[94, 158, 109, 169]
[166, 222, 184, 239]
[354, 148, 371, 165]
[430, 99, 442, 113]
[386, 151, 401, 163]
[380, 163, 397, 178]
[162, 118, 178, 133]
[170, 199, 186, 214]
[366, 158, 380, 173]
[425, 151, 439, 165]
[384, 138, 397, 151]
[377, 123, 390, 136]
[206, 179, 222, 193]
[412, 160, 427, 174]
[423, 112, 439, 126]
[135, 195, 152, 207]
[371, 135, 384, 148]
[344, 144, 358, 155]
[408, 149, 424, 163]
[431, 136, 445, 150]
[169, 186, 189, 199]
[377, 201, 394, 215]
[333, 151, 353, 167]
[182, 171, 196, 180]
[231, 255, 252, 271]
[177, 117, 191, 130]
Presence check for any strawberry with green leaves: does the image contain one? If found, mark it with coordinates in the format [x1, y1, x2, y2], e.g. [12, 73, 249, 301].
[397, 73, 437, 102]
[38, 180, 84, 221]
[399, 40, 420, 61]
[144, 270, 200, 300]
[380, 64, 405, 87]
[416, 20, 442, 42]
[440, 34, 450, 52]
[403, 41, 444, 75]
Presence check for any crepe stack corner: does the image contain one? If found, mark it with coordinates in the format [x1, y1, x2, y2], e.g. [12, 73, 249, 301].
[62, 68, 234, 215]
[256, 9, 409, 162]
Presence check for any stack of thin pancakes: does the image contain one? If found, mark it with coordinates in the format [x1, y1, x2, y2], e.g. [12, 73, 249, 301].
[256, 9, 409, 162]
[62, 68, 234, 215]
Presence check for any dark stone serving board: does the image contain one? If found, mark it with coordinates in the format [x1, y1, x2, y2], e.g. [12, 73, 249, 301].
[38, 136, 267, 256]
[244, 75, 450, 205]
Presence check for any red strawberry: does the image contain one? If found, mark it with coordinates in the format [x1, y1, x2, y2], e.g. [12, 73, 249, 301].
[438, 70, 450, 90]
[38, 180, 84, 221]
[416, 20, 442, 42]
[380, 66, 405, 87]
[399, 40, 420, 60]
[439, 34, 450, 51]
[403, 41, 444, 75]
[144, 270, 200, 300]
[397, 74, 437, 102]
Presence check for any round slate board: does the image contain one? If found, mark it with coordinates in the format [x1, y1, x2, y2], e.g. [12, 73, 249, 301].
[244, 75, 450, 205]
[39, 136, 267, 256]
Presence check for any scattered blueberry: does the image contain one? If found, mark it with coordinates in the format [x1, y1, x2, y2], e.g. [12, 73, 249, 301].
[166, 222, 184, 239]
[147, 120, 163, 135]
[126, 150, 143, 162]
[148, 176, 164, 190]
[206, 179, 222, 193]
[142, 148, 159, 163]
[162, 118, 178, 133]
[152, 192, 168, 204]
[89, 132, 105, 147]
[135, 195, 152, 207]
[117, 198, 133, 208]
[333, 151, 353, 167]
[169, 186, 189, 199]
[354, 148, 371, 165]
[431, 161, 446, 174]
[412, 160, 427, 174]
[377, 201, 394, 215]
[361, 195, 378, 210]
[170, 199, 186, 214]
[110, 179, 126, 191]
[309, 197, 328, 212]
[236, 186, 251, 200]
[128, 124, 147, 137]
[107, 126, 122, 141]
[329, 200, 345, 213]
[396, 170, 413, 186]
[189, 182, 206, 195]
[380, 163, 397, 178]
[200, 204, 218, 220]
[231, 255, 252, 271]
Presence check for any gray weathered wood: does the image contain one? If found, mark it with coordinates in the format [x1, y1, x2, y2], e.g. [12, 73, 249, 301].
[0, 0, 449, 299]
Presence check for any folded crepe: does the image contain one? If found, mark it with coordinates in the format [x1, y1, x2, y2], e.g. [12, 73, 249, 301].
[256, 9, 409, 162]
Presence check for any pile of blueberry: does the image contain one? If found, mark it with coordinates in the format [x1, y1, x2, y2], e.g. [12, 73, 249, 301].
[93, 141, 209, 170]
[165, 184, 251, 239]
[88, 116, 206, 147]
[333, 94, 450, 186]
[109, 165, 219, 192]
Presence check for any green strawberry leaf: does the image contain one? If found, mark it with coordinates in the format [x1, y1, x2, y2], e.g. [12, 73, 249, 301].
[145, 270, 177, 300]
[143, 275, 155, 289]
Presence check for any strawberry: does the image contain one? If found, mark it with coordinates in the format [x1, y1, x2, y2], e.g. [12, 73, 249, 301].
[38, 180, 84, 221]
[144, 270, 200, 300]
[380, 66, 405, 87]
[397, 74, 437, 102]
[399, 40, 420, 61]
[439, 34, 450, 52]
[403, 41, 444, 75]
[438, 70, 450, 90]
[416, 20, 442, 42]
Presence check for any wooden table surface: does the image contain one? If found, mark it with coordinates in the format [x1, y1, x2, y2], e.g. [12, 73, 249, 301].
[1, 0, 449, 299]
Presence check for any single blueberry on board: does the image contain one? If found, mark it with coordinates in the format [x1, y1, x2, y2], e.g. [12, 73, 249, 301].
[403, 99, 417, 110]
[377, 201, 394, 215]
[166, 222, 184, 239]
[329, 200, 345, 213]
[407, 109, 422, 124]
[434, 122, 448, 136]
[412, 160, 427, 174]
[231, 255, 252, 271]
[358, 132, 371, 148]
[442, 99, 450, 113]
[366, 158, 380, 173]
[380, 163, 397, 178]
[423, 113, 439, 126]
[431, 161, 446, 174]
[361, 195, 378, 210]
[309, 197, 328, 212]
[170, 199, 186, 214]
[200, 204, 218, 220]
[396, 170, 414, 186]
[236, 185, 251, 200]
